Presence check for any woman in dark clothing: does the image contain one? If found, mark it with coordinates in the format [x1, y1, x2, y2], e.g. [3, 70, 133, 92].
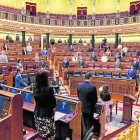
[100, 85, 111, 123]
[33, 70, 56, 140]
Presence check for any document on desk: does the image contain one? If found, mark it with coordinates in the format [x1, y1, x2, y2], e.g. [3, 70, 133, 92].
[55, 111, 66, 121]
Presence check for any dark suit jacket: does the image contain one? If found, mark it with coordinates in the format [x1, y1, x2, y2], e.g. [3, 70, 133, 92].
[104, 39, 107, 43]
[127, 69, 136, 79]
[90, 54, 96, 61]
[132, 61, 139, 70]
[114, 55, 121, 62]
[78, 60, 84, 68]
[137, 50, 140, 57]
[77, 81, 97, 114]
[119, 52, 125, 57]
[58, 40, 62, 43]
[3, 46, 9, 50]
[73, 43, 77, 46]
[22, 50, 28, 56]
[88, 47, 93, 52]
[99, 44, 103, 49]
[101, 41, 105, 46]
[105, 46, 110, 52]
[33, 86, 56, 118]
[9, 39, 13, 43]
[38, 61, 46, 69]
[62, 60, 69, 68]
[6, 36, 10, 40]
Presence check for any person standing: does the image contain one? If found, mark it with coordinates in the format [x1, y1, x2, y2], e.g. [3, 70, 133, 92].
[69, 45, 73, 52]
[26, 43, 32, 51]
[35, 53, 39, 62]
[17, 59, 23, 69]
[115, 58, 121, 69]
[33, 70, 56, 139]
[3, 43, 9, 50]
[42, 47, 48, 60]
[78, 56, 84, 68]
[114, 52, 121, 62]
[6, 34, 10, 40]
[88, 45, 93, 52]
[90, 51, 96, 62]
[72, 54, 78, 61]
[104, 44, 110, 52]
[77, 72, 97, 132]
[127, 65, 136, 80]
[22, 47, 28, 56]
[62, 57, 69, 68]
[131, 58, 139, 70]
[38, 59, 46, 69]
[0, 51, 8, 63]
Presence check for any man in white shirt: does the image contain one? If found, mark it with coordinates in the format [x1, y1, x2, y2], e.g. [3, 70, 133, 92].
[101, 53, 107, 62]
[72, 54, 78, 61]
[123, 46, 128, 53]
[26, 43, 32, 51]
[0, 51, 8, 63]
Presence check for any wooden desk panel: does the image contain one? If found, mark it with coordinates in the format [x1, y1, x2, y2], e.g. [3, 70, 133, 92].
[69, 76, 135, 101]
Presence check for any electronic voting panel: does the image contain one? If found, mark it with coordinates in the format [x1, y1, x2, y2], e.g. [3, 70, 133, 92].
[0, 95, 10, 119]
[23, 92, 34, 104]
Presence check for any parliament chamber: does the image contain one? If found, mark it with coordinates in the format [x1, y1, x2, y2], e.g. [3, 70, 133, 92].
[1, 0, 140, 140]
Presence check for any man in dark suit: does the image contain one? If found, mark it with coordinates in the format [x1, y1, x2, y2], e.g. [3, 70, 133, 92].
[77, 72, 97, 131]
[78, 56, 84, 68]
[63, 40, 67, 46]
[104, 44, 110, 52]
[73, 40, 77, 46]
[3, 43, 9, 50]
[90, 51, 97, 62]
[15, 69, 27, 89]
[6, 34, 10, 40]
[127, 65, 136, 79]
[119, 49, 125, 57]
[62, 57, 69, 68]
[38, 59, 46, 69]
[99, 43, 103, 49]
[58, 39, 62, 43]
[103, 37, 107, 44]
[9, 37, 13, 43]
[101, 40, 105, 46]
[131, 58, 139, 70]
[22, 47, 28, 56]
[137, 50, 140, 57]
[114, 52, 121, 62]
[88, 45, 93, 52]
[28, 36, 32, 42]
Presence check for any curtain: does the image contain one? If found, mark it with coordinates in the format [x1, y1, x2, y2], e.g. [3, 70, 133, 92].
[26, 2, 36, 16]
[130, 1, 140, 15]
[77, 7, 87, 19]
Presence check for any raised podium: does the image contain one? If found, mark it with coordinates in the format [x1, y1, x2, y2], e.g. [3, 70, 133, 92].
[122, 94, 137, 124]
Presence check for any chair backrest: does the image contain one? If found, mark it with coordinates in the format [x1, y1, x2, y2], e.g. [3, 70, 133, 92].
[67, 71, 73, 80]
[21, 74, 29, 85]
[113, 73, 120, 78]
[98, 72, 104, 77]
[105, 72, 112, 78]
[121, 73, 127, 79]
[29, 73, 35, 83]
[74, 71, 81, 76]
[27, 65, 33, 70]
[11, 66, 17, 72]
[102, 65, 108, 69]
[82, 71, 88, 77]
[90, 71, 96, 77]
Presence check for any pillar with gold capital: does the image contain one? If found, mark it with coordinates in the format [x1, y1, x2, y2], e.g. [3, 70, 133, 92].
[46, 0, 49, 25]
[22, 0, 25, 15]
[69, 0, 72, 26]
[92, 0, 96, 26]
[116, 0, 120, 25]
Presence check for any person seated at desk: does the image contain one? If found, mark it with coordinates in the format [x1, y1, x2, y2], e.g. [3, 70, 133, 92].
[88, 45, 93, 52]
[99, 43, 103, 49]
[77, 72, 97, 132]
[101, 39, 105, 46]
[63, 40, 67, 46]
[127, 65, 136, 80]
[35, 53, 39, 62]
[105, 48, 111, 57]
[9, 37, 13, 43]
[78, 56, 84, 68]
[28, 36, 32, 42]
[6, 34, 10, 40]
[42, 47, 48, 60]
[90, 51, 96, 62]
[58, 39, 62, 43]
[50, 38, 55, 46]
[83, 40, 87, 46]
[114, 52, 121, 62]
[104, 44, 110, 52]
[62, 57, 69, 68]
[38, 59, 46, 69]
[72, 54, 78, 61]
[69, 45, 73, 52]
[22, 47, 28, 56]
[79, 38, 83, 43]
[51, 77, 60, 94]
[26, 43, 32, 51]
[17, 59, 23, 69]
[115, 58, 121, 69]
[100, 85, 111, 123]
[118, 43, 122, 49]
[101, 53, 107, 62]
[0, 51, 8, 63]
[73, 40, 77, 46]
[137, 50, 140, 57]
[15, 68, 27, 89]
[119, 49, 125, 57]
[3, 43, 9, 50]
[33, 70, 56, 140]
[132, 58, 139, 70]
[123, 46, 128, 53]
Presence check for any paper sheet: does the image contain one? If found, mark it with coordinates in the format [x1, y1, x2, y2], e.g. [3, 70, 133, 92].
[55, 111, 66, 121]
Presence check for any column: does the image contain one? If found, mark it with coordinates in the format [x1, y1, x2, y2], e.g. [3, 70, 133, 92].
[22, 31, 26, 47]
[92, 0, 96, 26]
[115, 33, 119, 48]
[22, 0, 25, 22]
[46, 0, 50, 25]
[69, 0, 72, 26]
[116, 0, 120, 25]
[91, 34, 95, 48]
[69, 34, 72, 47]
[46, 33, 49, 50]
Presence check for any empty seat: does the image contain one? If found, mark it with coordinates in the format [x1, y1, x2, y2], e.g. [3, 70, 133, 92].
[21, 74, 29, 85]
[18, 53, 22, 56]
[124, 66, 131, 70]
[85, 59, 90, 61]
[121, 73, 127, 79]
[74, 71, 81, 76]
[90, 71, 96, 77]
[31, 58, 35, 62]
[113, 73, 120, 79]
[98, 72, 104, 77]
[69, 64, 75, 68]
[11, 66, 17, 72]
[11, 53, 16, 55]
[124, 59, 130, 62]
[94, 64, 101, 69]
[1, 66, 9, 76]
[88, 64, 93, 68]
[24, 58, 30, 62]
[102, 65, 108, 69]
[109, 65, 115, 69]
[82, 71, 87, 77]
[8, 58, 15, 62]
[29, 73, 35, 83]
[105, 72, 112, 78]
[27, 65, 33, 70]
[67, 71, 73, 82]
[10, 89, 17, 94]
